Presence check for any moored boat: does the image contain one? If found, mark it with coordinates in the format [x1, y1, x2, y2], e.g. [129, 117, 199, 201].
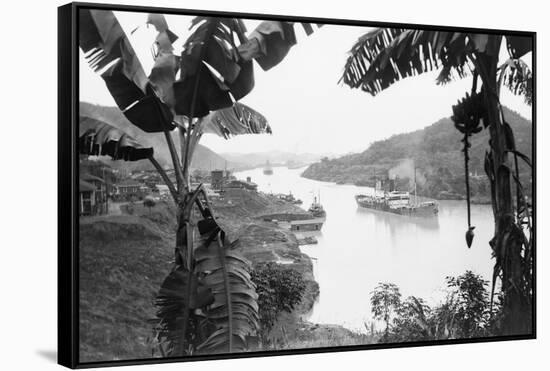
[277, 192, 303, 204]
[355, 170, 438, 217]
[263, 160, 273, 175]
[355, 192, 438, 217]
[308, 195, 326, 219]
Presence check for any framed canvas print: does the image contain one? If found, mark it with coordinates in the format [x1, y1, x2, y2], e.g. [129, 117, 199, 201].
[58, 2, 536, 368]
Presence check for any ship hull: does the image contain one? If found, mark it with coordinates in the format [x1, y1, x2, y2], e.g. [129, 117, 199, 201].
[355, 196, 438, 218]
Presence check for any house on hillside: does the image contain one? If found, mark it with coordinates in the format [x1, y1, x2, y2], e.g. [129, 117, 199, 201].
[224, 179, 258, 192]
[210, 169, 233, 190]
[114, 179, 148, 201]
[210, 170, 225, 189]
[80, 173, 108, 215]
[79, 180, 97, 216]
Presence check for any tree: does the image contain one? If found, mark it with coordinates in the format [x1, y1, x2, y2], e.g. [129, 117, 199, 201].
[250, 263, 306, 341]
[144, 197, 156, 213]
[79, 10, 321, 355]
[389, 296, 432, 342]
[370, 282, 401, 340]
[342, 29, 533, 335]
[388, 272, 497, 342]
[444, 271, 490, 338]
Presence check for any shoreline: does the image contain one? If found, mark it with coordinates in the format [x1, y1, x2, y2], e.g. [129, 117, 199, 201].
[300, 172, 492, 205]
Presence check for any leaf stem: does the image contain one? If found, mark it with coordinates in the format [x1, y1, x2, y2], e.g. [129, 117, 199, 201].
[148, 155, 178, 203]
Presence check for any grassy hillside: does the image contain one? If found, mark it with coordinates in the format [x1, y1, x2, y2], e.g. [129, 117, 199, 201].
[80, 102, 234, 171]
[302, 107, 532, 202]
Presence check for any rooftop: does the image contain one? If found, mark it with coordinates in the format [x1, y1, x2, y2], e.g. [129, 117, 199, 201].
[79, 180, 96, 192]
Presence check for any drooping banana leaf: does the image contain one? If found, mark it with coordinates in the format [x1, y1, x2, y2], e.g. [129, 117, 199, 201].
[200, 103, 271, 139]
[506, 35, 532, 59]
[237, 21, 321, 71]
[79, 116, 153, 161]
[173, 17, 254, 117]
[147, 13, 179, 44]
[153, 266, 215, 355]
[79, 9, 175, 132]
[147, 14, 180, 109]
[194, 228, 259, 353]
[238, 21, 297, 71]
[153, 216, 259, 355]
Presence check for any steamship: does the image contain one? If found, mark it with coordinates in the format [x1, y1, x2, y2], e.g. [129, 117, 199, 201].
[355, 177, 438, 218]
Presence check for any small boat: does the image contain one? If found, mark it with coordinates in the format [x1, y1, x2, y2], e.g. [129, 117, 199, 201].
[263, 160, 273, 175]
[308, 195, 326, 219]
[277, 192, 303, 205]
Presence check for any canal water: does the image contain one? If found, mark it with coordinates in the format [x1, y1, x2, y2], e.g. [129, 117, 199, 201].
[234, 166, 495, 333]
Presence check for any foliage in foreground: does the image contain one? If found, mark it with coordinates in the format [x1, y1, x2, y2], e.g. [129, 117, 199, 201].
[372, 271, 503, 343]
[251, 263, 306, 340]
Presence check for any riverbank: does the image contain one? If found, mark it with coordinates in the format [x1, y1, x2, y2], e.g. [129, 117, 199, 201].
[301, 164, 492, 204]
[78, 188, 369, 362]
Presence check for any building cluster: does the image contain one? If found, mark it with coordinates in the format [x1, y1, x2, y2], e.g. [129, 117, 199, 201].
[79, 160, 259, 216]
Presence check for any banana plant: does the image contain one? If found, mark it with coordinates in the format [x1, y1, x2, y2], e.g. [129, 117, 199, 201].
[78, 9, 320, 354]
[341, 29, 533, 335]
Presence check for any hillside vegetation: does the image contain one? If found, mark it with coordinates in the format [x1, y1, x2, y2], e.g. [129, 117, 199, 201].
[302, 107, 532, 202]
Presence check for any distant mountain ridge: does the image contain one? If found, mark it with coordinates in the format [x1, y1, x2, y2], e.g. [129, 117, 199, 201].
[80, 102, 234, 171]
[302, 106, 532, 202]
[221, 150, 337, 168]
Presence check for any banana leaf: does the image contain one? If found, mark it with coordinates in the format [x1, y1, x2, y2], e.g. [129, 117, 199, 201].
[342, 29, 476, 95]
[194, 229, 259, 353]
[154, 265, 214, 355]
[173, 17, 254, 117]
[200, 103, 271, 139]
[79, 116, 153, 161]
[79, 9, 175, 133]
[240, 21, 297, 71]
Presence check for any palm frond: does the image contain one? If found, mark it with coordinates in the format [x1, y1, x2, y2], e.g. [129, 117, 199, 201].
[341, 29, 479, 95]
[499, 59, 532, 105]
[79, 116, 153, 161]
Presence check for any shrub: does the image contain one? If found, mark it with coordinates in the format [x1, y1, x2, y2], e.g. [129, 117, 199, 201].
[386, 271, 494, 342]
[143, 198, 156, 213]
[250, 263, 306, 338]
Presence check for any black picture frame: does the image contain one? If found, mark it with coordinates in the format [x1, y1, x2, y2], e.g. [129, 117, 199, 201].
[58, 2, 536, 368]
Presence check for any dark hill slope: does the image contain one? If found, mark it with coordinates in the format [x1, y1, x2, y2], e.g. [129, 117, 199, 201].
[302, 107, 532, 202]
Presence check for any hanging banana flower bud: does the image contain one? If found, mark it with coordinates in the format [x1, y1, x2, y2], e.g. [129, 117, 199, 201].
[452, 74, 487, 248]
[465, 226, 476, 248]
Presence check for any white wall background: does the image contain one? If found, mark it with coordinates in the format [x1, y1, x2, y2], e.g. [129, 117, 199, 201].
[0, 0, 547, 370]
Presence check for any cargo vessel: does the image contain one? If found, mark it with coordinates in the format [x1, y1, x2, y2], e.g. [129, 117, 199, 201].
[355, 174, 438, 217]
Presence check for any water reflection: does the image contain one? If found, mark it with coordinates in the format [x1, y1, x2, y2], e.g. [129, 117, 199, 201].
[355, 207, 440, 237]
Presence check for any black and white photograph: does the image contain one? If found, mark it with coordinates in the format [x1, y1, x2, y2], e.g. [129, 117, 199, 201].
[69, 3, 534, 366]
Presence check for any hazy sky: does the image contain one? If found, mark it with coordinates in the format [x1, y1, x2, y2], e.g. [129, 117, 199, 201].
[80, 11, 532, 155]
